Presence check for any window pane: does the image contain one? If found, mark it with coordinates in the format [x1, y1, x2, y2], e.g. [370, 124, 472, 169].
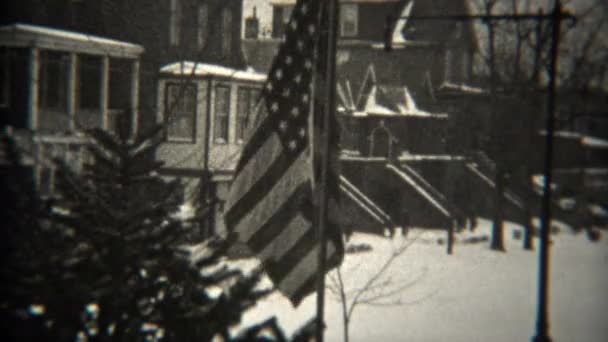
[170, 0, 181, 46]
[76, 55, 103, 129]
[283, 6, 294, 23]
[340, 4, 358, 37]
[198, 4, 208, 48]
[214, 86, 230, 142]
[221, 8, 233, 57]
[166, 83, 196, 141]
[236, 88, 250, 142]
[39, 51, 69, 112]
[0, 48, 8, 108]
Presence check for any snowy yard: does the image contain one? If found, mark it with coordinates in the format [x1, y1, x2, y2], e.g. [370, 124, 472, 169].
[237, 220, 608, 341]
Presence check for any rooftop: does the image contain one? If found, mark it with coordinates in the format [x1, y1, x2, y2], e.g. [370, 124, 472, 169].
[160, 61, 267, 82]
[0, 23, 143, 58]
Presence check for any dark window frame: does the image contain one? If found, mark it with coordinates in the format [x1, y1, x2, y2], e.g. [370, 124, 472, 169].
[197, 3, 209, 49]
[340, 3, 358, 37]
[0, 48, 9, 108]
[214, 84, 231, 144]
[221, 7, 233, 58]
[165, 82, 197, 143]
[236, 86, 261, 143]
[39, 50, 69, 113]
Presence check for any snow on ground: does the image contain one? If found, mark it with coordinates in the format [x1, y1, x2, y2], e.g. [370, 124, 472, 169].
[236, 219, 608, 341]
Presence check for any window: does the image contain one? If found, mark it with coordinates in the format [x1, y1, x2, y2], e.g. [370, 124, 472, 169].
[282, 6, 294, 24]
[214, 85, 230, 143]
[76, 54, 103, 129]
[169, 0, 182, 46]
[165, 83, 197, 142]
[39, 50, 69, 112]
[340, 4, 358, 37]
[0, 48, 9, 108]
[444, 50, 453, 83]
[197, 4, 208, 49]
[221, 8, 233, 57]
[236, 87, 261, 143]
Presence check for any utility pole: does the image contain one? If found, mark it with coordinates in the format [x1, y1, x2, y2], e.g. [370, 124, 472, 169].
[533, 1, 564, 341]
[385, 4, 574, 340]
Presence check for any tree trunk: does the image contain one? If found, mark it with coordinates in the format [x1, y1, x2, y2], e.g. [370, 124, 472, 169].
[491, 167, 505, 251]
[523, 206, 534, 250]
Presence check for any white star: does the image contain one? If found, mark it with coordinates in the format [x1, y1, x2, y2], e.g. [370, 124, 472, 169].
[290, 21, 298, 31]
[291, 107, 300, 117]
[288, 140, 297, 150]
[298, 128, 306, 137]
[282, 88, 291, 98]
[304, 60, 312, 70]
[270, 102, 279, 113]
[294, 74, 302, 84]
[279, 121, 288, 132]
[285, 56, 293, 65]
[308, 24, 315, 35]
[266, 82, 273, 91]
[301, 4, 308, 14]
[275, 68, 283, 80]
[297, 40, 304, 51]
[302, 94, 309, 103]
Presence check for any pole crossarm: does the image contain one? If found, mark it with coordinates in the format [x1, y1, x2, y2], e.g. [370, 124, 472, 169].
[394, 12, 575, 23]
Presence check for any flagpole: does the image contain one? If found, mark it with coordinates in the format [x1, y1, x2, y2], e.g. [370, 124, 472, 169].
[316, 0, 339, 341]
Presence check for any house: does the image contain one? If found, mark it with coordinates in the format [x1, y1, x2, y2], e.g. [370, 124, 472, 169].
[3, 0, 248, 132]
[0, 23, 143, 196]
[154, 62, 266, 235]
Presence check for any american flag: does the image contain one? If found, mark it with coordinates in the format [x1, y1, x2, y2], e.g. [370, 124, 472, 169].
[223, 0, 343, 306]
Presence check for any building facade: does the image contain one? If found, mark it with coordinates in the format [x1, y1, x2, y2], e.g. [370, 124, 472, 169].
[0, 23, 143, 196]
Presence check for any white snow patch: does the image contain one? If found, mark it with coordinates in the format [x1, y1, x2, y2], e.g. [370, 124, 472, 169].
[160, 61, 266, 82]
[1, 23, 143, 51]
[581, 135, 608, 149]
[236, 220, 608, 341]
[439, 81, 486, 94]
[589, 204, 608, 218]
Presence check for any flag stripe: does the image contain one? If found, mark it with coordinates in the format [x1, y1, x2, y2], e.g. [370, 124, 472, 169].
[231, 152, 310, 240]
[234, 113, 275, 174]
[225, 133, 283, 210]
[277, 242, 337, 298]
[226, 148, 303, 231]
[258, 212, 312, 263]
[247, 182, 311, 253]
[265, 223, 317, 284]
[289, 274, 317, 306]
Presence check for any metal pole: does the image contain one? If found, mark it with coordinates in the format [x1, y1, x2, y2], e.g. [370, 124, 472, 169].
[316, 0, 339, 341]
[533, 2, 562, 341]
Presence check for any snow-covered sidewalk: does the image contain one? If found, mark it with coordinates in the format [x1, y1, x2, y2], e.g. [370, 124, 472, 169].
[237, 220, 608, 341]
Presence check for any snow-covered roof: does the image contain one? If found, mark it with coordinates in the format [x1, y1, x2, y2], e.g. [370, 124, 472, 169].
[538, 130, 581, 139]
[270, 0, 400, 4]
[354, 85, 448, 118]
[581, 135, 608, 149]
[398, 152, 466, 161]
[160, 62, 267, 82]
[391, 0, 414, 45]
[0, 23, 143, 58]
[438, 82, 486, 94]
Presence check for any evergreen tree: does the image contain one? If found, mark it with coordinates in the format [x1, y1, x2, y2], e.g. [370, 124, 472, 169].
[2, 124, 279, 341]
